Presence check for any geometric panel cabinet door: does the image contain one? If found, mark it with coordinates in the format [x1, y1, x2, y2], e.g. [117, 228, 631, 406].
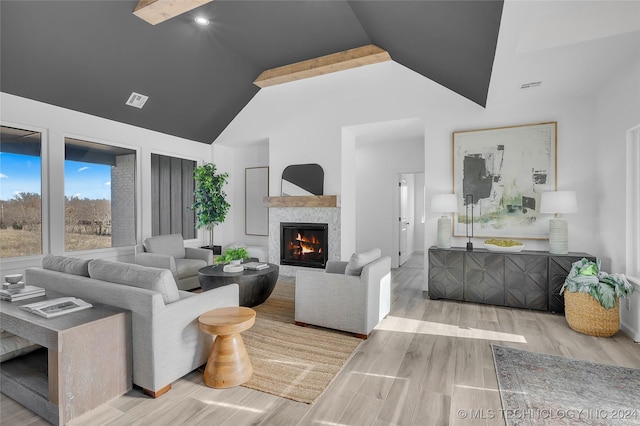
[548, 254, 596, 313]
[428, 248, 464, 301]
[464, 251, 505, 305]
[505, 254, 548, 310]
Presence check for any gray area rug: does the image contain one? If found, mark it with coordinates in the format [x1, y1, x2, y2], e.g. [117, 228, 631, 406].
[492, 345, 640, 426]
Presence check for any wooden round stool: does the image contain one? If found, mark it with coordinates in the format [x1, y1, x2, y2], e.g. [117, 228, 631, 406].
[198, 306, 256, 388]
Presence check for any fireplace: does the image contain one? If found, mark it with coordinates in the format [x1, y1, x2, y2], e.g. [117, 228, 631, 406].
[280, 222, 328, 268]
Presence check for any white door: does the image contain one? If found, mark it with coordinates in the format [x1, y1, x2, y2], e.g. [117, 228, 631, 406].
[399, 179, 410, 266]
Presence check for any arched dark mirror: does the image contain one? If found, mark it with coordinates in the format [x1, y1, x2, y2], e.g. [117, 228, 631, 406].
[281, 164, 324, 196]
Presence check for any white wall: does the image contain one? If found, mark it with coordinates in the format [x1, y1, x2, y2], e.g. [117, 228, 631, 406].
[216, 62, 601, 272]
[1, 92, 212, 276]
[424, 95, 599, 258]
[230, 140, 270, 249]
[414, 172, 426, 252]
[594, 57, 640, 340]
[354, 135, 424, 266]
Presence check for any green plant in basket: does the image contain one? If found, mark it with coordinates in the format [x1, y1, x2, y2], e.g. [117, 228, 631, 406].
[215, 247, 250, 264]
[560, 258, 634, 310]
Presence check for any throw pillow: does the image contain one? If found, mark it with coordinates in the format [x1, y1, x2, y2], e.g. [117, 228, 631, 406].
[144, 234, 186, 259]
[88, 259, 180, 304]
[0, 331, 41, 362]
[345, 248, 382, 276]
[42, 254, 90, 277]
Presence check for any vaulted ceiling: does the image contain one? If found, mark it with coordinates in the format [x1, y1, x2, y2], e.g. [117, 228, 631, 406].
[0, 0, 503, 144]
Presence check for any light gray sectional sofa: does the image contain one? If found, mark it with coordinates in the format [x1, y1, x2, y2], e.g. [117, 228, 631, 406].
[25, 255, 239, 397]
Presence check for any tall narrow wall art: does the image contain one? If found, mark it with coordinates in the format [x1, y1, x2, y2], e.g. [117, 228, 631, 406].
[452, 122, 557, 239]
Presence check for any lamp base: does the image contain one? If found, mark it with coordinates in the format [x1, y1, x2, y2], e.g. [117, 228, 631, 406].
[548, 218, 568, 255]
[436, 216, 452, 248]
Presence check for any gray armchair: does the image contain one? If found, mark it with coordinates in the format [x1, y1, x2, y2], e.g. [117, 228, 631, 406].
[295, 248, 391, 338]
[135, 234, 213, 291]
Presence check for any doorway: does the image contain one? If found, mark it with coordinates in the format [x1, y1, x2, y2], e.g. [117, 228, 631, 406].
[397, 172, 425, 267]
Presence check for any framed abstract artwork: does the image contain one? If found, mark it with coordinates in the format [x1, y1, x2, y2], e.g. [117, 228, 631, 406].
[452, 122, 557, 239]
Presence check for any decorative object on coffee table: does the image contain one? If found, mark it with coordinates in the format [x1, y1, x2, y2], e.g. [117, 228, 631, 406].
[198, 263, 279, 307]
[215, 247, 250, 265]
[198, 306, 256, 388]
[4, 274, 23, 284]
[561, 258, 634, 337]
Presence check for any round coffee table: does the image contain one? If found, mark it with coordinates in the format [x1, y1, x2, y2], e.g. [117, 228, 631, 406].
[198, 306, 256, 388]
[198, 263, 279, 307]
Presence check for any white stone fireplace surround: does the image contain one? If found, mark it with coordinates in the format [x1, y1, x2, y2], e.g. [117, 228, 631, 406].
[268, 207, 341, 276]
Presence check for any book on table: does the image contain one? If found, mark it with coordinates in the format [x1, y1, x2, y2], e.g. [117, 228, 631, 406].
[0, 285, 45, 302]
[243, 262, 269, 270]
[19, 297, 93, 318]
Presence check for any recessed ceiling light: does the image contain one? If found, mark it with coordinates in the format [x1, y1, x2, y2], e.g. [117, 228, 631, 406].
[194, 16, 209, 26]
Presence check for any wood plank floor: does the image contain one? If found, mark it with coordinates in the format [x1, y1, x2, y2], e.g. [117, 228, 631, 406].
[2, 253, 639, 425]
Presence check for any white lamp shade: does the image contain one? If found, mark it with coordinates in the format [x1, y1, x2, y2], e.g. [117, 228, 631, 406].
[431, 194, 458, 213]
[539, 191, 578, 214]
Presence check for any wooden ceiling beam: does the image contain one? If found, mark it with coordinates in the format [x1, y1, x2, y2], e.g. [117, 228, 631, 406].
[133, 0, 214, 25]
[253, 44, 391, 88]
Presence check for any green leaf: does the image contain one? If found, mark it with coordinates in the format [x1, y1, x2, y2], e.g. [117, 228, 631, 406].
[190, 163, 230, 229]
[563, 257, 634, 309]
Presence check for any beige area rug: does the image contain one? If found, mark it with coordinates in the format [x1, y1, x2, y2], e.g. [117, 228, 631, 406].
[241, 280, 363, 404]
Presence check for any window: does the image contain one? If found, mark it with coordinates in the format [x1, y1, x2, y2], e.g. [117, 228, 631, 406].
[64, 138, 136, 251]
[150, 154, 196, 238]
[0, 125, 42, 258]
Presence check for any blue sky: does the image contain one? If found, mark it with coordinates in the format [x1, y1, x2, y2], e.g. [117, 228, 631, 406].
[0, 153, 112, 200]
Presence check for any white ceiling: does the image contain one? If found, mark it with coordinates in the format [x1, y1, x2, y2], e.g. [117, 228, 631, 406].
[487, 0, 640, 107]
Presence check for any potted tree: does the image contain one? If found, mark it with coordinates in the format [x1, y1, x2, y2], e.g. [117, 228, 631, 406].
[190, 163, 229, 255]
[561, 258, 635, 337]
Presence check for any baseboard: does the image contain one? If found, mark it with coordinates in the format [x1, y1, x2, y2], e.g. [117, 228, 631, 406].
[620, 322, 640, 343]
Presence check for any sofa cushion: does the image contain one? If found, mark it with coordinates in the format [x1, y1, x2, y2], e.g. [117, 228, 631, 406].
[88, 259, 180, 304]
[42, 254, 90, 277]
[144, 234, 186, 259]
[345, 248, 382, 276]
[0, 330, 41, 362]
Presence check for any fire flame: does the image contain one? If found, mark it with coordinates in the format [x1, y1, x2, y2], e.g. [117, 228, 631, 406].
[291, 232, 322, 255]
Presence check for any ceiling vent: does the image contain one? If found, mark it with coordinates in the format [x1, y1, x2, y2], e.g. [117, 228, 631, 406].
[126, 92, 149, 108]
[520, 81, 542, 90]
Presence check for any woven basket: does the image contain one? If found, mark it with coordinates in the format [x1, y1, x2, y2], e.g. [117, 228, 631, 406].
[564, 291, 619, 337]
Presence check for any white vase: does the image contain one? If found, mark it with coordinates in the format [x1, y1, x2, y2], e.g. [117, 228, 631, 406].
[230, 259, 242, 266]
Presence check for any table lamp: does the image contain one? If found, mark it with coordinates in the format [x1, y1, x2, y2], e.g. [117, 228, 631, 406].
[431, 194, 458, 248]
[539, 191, 578, 255]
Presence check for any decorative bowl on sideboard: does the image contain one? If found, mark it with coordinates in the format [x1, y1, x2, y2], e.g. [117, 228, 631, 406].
[483, 241, 525, 252]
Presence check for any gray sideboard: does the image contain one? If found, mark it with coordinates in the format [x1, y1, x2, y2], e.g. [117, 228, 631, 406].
[428, 246, 596, 313]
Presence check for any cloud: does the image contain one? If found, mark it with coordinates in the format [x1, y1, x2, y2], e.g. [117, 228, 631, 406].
[105, 181, 111, 186]
[73, 193, 81, 198]
[78, 166, 89, 172]
[0, 173, 7, 179]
